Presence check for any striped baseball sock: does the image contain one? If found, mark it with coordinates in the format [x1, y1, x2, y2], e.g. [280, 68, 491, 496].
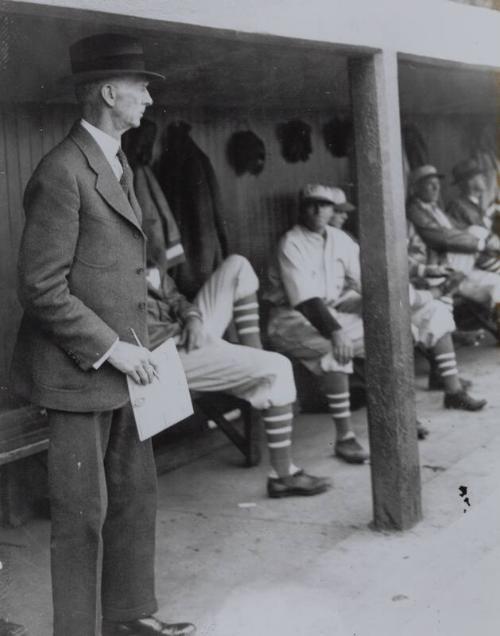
[233, 293, 262, 348]
[432, 334, 461, 394]
[323, 372, 354, 441]
[262, 404, 297, 478]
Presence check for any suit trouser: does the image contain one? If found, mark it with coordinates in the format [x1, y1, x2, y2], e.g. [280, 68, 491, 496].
[47, 404, 158, 636]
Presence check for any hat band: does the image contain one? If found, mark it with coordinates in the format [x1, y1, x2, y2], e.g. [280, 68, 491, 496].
[72, 53, 147, 74]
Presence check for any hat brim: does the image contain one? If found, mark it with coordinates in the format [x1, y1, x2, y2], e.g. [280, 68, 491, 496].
[413, 172, 445, 186]
[333, 202, 356, 212]
[303, 196, 355, 211]
[452, 168, 485, 185]
[64, 68, 165, 84]
[302, 195, 335, 205]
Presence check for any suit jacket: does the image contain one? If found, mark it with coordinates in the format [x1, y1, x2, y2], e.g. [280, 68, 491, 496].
[446, 195, 485, 230]
[407, 196, 479, 268]
[10, 122, 149, 412]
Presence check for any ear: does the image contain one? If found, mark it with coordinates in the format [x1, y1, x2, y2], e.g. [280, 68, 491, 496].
[100, 83, 116, 108]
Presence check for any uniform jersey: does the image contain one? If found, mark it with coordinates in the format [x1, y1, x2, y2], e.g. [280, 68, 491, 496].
[265, 225, 361, 309]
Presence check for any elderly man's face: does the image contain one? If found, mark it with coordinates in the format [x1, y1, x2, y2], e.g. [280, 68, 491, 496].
[300, 199, 334, 233]
[110, 76, 153, 132]
[416, 176, 441, 203]
[464, 174, 486, 199]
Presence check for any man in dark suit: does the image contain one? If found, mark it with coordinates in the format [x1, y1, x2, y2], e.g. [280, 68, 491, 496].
[10, 34, 195, 636]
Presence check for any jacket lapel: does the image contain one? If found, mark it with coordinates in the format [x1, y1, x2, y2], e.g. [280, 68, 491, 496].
[69, 122, 143, 231]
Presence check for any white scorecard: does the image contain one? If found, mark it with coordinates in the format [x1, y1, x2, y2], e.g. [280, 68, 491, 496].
[127, 338, 194, 441]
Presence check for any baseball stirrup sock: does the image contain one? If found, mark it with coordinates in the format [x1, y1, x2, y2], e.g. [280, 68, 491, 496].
[323, 372, 353, 439]
[234, 293, 262, 348]
[262, 405, 294, 478]
[435, 351, 460, 393]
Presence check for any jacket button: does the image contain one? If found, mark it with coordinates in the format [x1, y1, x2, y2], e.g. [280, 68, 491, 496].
[136, 267, 144, 275]
[138, 301, 146, 310]
[133, 231, 141, 239]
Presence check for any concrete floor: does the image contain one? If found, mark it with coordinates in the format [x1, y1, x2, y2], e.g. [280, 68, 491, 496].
[1, 339, 499, 636]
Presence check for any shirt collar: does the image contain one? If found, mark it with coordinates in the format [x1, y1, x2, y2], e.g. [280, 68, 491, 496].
[417, 198, 439, 212]
[80, 119, 121, 166]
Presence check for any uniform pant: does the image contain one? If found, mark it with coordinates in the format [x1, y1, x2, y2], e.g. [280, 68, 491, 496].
[409, 285, 456, 348]
[458, 268, 500, 308]
[267, 305, 365, 376]
[48, 404, 157, 636]
[178, 255, 296, 408]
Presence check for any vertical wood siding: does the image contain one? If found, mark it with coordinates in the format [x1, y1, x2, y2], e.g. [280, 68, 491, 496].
[0, 103, 78, 396]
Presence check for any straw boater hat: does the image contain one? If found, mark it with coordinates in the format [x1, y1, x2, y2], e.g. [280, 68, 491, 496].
[409, 165, 445, 188]
[300, 184, 356, 211]
[68, 33, 165, 83]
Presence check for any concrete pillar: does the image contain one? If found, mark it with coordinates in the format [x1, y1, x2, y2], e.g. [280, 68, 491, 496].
[348, 51, 422, 531]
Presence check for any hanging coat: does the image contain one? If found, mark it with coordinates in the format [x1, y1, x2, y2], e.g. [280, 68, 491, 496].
[156, 122, 229, 299]
[133, 164, 185, 271]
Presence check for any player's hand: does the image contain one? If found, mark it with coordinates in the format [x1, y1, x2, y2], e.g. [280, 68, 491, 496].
[331, 329, 354, 366]
[180, 316, 205, 353]
[107, 341, 158, 385]
[425, 264, 454, 278]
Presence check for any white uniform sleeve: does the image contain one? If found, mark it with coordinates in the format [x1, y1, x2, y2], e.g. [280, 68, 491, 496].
[343, 236, 362, 293]
[278, 238, 323, 307]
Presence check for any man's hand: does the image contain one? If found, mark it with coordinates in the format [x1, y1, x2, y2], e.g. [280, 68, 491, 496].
[425, 264, 455, 278]
[179, 316, 205, 353]
[107, 341, 159, 385]
[331, 329, 354, 366]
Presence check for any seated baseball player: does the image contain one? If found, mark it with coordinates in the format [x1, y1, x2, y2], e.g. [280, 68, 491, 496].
[407, 237, 486, 411]
[407, 164, 500, 342]
[330, 198, 486, 412]
[265, 185, 369, 464]
[446, 157, 500, 275]
[146, 254, 330, 498]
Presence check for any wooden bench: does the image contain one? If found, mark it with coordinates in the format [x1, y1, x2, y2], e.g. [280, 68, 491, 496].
[0, 393, 261, 526]
[0, 403, 50, 526]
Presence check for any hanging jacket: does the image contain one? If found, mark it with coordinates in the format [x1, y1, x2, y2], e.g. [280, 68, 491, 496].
[156, 122, 229, 299]
[133, 164, 185, 271]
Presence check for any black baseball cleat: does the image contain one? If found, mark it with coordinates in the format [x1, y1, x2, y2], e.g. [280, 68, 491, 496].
[335, 437, 369, 464]
[444, 390, 487, 412]
[267, 470, 331, 498]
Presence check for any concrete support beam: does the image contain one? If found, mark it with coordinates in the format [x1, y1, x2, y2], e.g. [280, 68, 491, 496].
[349, 51, 422, 531]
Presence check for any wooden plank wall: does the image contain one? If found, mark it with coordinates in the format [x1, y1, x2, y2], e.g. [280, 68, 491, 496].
[0, 103, 78, 399]
[153, 107, 351, 278]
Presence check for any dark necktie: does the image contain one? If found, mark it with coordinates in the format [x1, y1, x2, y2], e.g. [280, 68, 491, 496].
[116, 148, 134, 197]
[116, 148, 142, 223]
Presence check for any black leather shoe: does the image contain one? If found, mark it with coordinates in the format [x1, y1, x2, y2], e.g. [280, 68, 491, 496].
[444, 390, 487, 412]
[267, 470, 331, 498]
[102, 616, 196, 635]
[335, 437, 369, 464]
